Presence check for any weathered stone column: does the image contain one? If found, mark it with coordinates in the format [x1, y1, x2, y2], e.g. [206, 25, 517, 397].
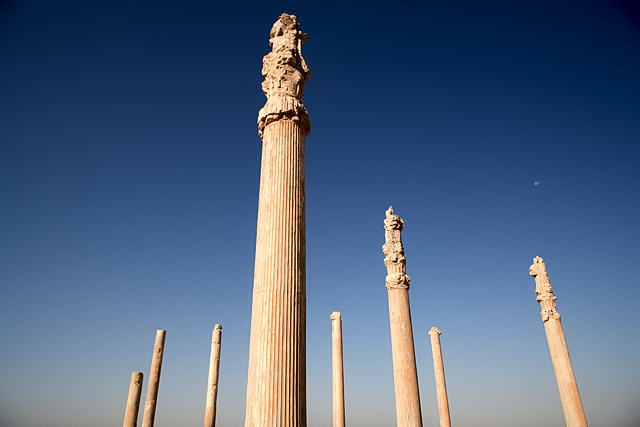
[141, 330, 166, 427]
[123, 372, 143, 427]
[428, 328, 451, 427]
[204, 324, 222, 427]
[529, 256, 587, 427]
[382, 207, 423, 427]
[330, 312, 345, 427]
[245, 13, 311, 427]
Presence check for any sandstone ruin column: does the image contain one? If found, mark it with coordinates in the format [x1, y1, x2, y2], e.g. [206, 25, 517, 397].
[529, 257, 587, 427]
[204, 324, 222, 427]
[428, 328, 451, 427]
[245, 13, 311, 427]
[330, 312, 345, 427]
[382, 207, 423, 427]
[123, 372, 144, 427]
[141, 330, 166, 427]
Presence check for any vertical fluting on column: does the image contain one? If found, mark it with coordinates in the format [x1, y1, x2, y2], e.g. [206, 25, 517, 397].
[330, 312, 346, 427]
[428, 328, 451, 427]
[245, 13, 311, 427]
[141, 330, 166, 427]
[382, 207, 423, 427]
[123, 372, 144, 427]
[204, 324, 223, 427]
[529, 257, 587, 427]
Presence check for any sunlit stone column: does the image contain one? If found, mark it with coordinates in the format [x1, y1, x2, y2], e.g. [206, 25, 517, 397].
[204, 324, 223, 427]
[141, 330, 166, 427]
[382, 207, 423, 427]
[529, 257, 587, 427]
[330, 312, 345, 427]
[245, 13, 311, 427]
[123, 372, 143, 427]
[428, 327, 451, 427]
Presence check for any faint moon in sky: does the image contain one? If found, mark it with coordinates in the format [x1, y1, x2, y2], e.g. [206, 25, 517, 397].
[534, 181, 540, 186]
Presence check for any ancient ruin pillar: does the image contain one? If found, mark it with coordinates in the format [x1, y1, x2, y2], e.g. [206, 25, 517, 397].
[529, 256, 587, 427]
[382, 207, 423, 427]
[330, 312, 345, 427]
[204, 324, 222, 427]
[141, 330, 166, 427]
[428, 328, 451, 427]
[123, 372, 143, 427]
[245, 13, 311, 427]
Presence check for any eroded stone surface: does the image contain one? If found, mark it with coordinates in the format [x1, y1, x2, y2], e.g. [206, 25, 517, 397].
[428, 327, 451, 427]
[257, 13, 311, 138]
[123, 372, 143, 427]
[330, 312, 345, 427]
[204, 324, 222, 427]
[383, 207, 422, 427]
[529, 257, 587, 427]
[141, 330, 166, 427]
[245, 14, 309, 427]
[529, 256, 560, 322]
[383, 207, 410, 291]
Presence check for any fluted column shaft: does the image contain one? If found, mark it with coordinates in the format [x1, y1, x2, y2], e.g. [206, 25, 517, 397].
[331, 312, 345, 427]
[245, 119, 306, 427]
[141, 330, 166, 427]
[529, 257, 587, 427]
[383, 207, 422, 427]
[204, 324, 223, 427]
[544, 319, 586, 426]
[387, 290, 422, 427]
[428, 328, 451, 427]
[246, 13, 310, 426]
[123, 372, 144, 427]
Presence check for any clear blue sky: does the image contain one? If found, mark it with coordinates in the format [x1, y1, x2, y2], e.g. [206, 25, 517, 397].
[1, 1, 639, 426]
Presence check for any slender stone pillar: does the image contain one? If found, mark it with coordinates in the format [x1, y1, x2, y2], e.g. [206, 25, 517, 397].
[428, 328, 451, 427]
[245, 13, 311, 427]
[123, 372, 144, 427]
[141, 330, 166, 427]
[382, 207, 423, 427]
[204, 324, 223, 427]
[330, 312, 345, 427]
[529, 256, 587, 427]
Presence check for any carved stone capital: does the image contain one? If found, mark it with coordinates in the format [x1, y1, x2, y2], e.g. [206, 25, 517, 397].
[529, 256, 565, 324]
[384, 206, 404, 231]
[386, 273, 410, 290]
[529, 256, 554, 295]
[536, 294, 557, 303]
[383, 252, 406, 269]
[383, 206, 413, 291]
[428, 327, 442, 336]
[541, 308, 561, 322]
[258, 13, 311, 138]
[330, 311, 341, 321]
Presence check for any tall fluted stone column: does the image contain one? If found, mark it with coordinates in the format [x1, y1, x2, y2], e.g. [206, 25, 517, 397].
[428, 328, 451, 427]
[204, 324, 223, 427]
[382, 207, 423, 427]
[141, 330, 166, 427]
[529, 257, 587, 427]
[330, 312, 345, 427]
[123, 372, 144, 427]
[245, 13, 311, 427]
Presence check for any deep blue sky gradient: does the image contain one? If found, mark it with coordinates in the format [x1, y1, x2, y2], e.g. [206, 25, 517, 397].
[1, 0, 639, 426]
